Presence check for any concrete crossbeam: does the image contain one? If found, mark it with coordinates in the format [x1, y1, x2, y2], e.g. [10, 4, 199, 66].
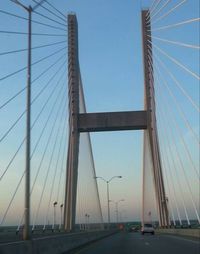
[78, 111, 147, 132]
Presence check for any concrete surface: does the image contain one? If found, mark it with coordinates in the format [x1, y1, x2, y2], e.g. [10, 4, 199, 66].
[0, 230, 116, 254]
[64, 231, 200, 254]
[78, 111, 147, 132]
[156, 228, 200, 238]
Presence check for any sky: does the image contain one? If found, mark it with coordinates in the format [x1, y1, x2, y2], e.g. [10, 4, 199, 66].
[0, 0, 199, 227]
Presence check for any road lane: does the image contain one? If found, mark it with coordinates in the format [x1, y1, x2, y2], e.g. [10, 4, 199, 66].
[68, 231, 200, 254]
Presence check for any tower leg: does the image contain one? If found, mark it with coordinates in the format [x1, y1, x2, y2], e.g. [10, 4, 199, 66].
[141, 10, 169, 227]
[64, 14, 80, 232]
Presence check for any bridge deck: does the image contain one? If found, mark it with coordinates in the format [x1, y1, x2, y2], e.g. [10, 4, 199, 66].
[64, 232, 200, 254]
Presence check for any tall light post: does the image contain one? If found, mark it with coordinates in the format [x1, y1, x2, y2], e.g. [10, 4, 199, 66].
[85, 213, 90, 231]
[120, 209, 127, 223]
[95, 176, 122, 229]
[10, 0, 46, 241]
[87, 214, 90, 231]
[115, 199, 125, 223]
[52, 201, 58, 232]
[59, 204, 64, 231]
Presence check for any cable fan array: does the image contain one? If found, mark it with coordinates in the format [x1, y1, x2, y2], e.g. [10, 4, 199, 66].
[145, 0, 199, 226]
[0, 0, 68, 236]
[0, 1, 104, 242]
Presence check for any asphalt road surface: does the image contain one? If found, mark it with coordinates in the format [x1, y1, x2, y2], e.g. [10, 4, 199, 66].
[67, 232, 200, 254]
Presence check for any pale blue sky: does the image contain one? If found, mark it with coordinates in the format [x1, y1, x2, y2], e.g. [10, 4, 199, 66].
[0, 0, 199, 226]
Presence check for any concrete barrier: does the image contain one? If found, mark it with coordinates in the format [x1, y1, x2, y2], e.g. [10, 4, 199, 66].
[156, 228, 200, 239]
[0, 230, 117, 254]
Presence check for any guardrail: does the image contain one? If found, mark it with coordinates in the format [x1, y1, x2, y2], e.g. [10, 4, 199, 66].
[156, 228, 200, 238]
[0, 230, 117, 254]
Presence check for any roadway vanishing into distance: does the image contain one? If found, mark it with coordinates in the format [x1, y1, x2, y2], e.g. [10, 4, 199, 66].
[66, 232, 200, 254]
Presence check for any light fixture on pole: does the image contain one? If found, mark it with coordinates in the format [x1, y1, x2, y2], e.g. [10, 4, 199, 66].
[115, 199, 125, 223]
[120, 209, 127, 223]
[10, 0, 46, 241]
[95, 176, 122, 229]
[87, 214, 90, 231]
[52, 201, 58, 232]
[85, 213, 90, 231]
[59, 204, 64, 231]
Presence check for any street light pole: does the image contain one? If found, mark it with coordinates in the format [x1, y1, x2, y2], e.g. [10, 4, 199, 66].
[88, 214, 90, 231]
[10, 1, 32, 241]
[10, 0, 47, 241]
[115, 199, 125, 223]
[53, 201, 58, 232]
[85, 214, 88, 231]
[59, 204, 64, 231]
[95, 176, 122, 230]
[24, 5, 32, 241]
[106, 182, 110, 229]
[116, 202, 118, 223]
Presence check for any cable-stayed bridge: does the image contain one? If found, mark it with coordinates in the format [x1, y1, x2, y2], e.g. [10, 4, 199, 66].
[0, 0, 199, 253]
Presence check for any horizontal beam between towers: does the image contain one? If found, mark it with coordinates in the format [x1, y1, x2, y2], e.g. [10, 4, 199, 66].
[78, 110, 147, 132]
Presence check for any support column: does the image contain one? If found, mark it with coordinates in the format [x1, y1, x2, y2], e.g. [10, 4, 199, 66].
[23, 7, 32, 241]
[64, 14, 80, 232]
[141, 10, 169, 227]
